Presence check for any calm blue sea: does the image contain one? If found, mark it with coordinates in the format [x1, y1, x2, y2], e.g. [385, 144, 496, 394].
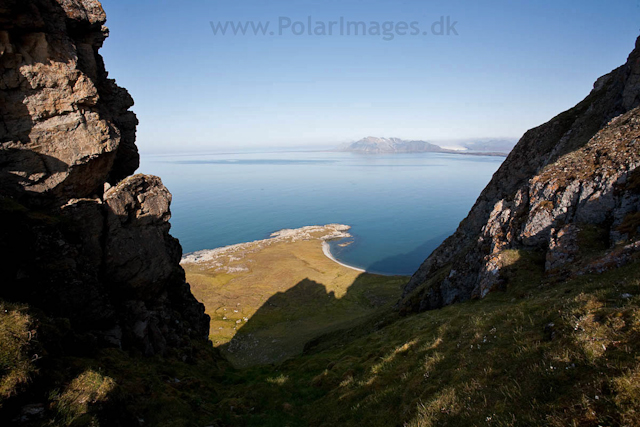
[139, 150, 503, 275]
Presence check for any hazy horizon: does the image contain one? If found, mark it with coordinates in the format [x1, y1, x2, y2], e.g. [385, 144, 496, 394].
[137, 135, 518, 155]
[140, 135, 520, 156]
[100, 0, 640, 154]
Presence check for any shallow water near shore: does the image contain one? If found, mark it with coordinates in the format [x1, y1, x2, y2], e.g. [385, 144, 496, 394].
[139, 149, 503, 275]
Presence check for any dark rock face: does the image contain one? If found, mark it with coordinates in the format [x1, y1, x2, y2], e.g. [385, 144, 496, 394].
[0, 0, 209, 355]
[399, 37, 640, 314]
[0, 0, 138, 207]
[103, 175, 179, 296]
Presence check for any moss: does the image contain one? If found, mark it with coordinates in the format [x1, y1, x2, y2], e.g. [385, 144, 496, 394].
[538, 200, 555, 212]
[618, 212, 640, 238]
[6, 259, 639, 426]
[3, 233, 640, 426]
[578, 224, 610, 256]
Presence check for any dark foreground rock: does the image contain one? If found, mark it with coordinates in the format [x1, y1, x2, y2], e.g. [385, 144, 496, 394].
[0, 0, 209, 355]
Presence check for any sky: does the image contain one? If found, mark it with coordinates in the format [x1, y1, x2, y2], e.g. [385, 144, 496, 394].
[99, 0, 640, 154]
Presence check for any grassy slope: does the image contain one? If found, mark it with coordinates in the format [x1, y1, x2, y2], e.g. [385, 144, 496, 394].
[183, 234, 407, 368]
[216, 252, 640, 427]
[2, 244, 640, 425]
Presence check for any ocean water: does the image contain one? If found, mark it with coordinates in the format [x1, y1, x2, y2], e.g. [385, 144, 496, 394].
[139, 150, 503, 275]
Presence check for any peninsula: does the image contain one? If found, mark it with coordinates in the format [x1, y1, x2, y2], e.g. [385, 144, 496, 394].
[181, 225, 406, 367]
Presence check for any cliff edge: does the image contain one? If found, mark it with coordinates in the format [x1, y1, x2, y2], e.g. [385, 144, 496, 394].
[400, 37, 640, 313]
[0, 0, 209, 355]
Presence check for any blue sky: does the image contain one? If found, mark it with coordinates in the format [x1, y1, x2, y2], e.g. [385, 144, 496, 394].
[100, 0, 640, 153]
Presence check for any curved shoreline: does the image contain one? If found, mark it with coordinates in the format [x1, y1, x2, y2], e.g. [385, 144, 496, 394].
[181, 224, 353, 265]
[180, 223, 369, 274]
[322, 241, 366, 273]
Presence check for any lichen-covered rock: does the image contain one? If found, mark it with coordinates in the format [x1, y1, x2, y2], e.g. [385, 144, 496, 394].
[545, 224, 580, 271]
[400, 37, 640, 314]
[0, 0, 209, 356]
[0, 0, 138, 207]
[577, 240, 640, 275]
[57, 0, 106, 24]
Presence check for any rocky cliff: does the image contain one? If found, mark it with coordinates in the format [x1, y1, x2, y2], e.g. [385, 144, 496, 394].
[0, 0, 209, 355]
[400, 37, 640, 313]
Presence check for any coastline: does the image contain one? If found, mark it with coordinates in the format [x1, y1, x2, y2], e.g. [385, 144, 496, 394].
[181, 223, 369, 274]
[181, 224, 405, 367]
[321, 241, 366, 273]
[181, 224, 354, 266]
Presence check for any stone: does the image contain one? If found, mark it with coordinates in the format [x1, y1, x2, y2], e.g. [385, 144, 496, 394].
[104, 175, 180, 297]
[0, 0, 138, 208]
[399, 36, 640, 313]
[546, 224, 580, 271]
[0, 0, 208, 356]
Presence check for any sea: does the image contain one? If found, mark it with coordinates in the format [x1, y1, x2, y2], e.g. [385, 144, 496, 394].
[139, 150, 504, 276]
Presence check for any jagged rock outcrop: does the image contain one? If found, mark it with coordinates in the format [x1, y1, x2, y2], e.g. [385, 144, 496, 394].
[0, 0, 209, 355]
[0, 0, 138, 206]
[399, 37, 640, 313]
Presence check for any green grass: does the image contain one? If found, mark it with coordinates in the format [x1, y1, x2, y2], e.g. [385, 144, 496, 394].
[578, 224, 611, 255]
[618, 212, 640, 239]
[0, 302, 36, 405]
[212, 257, 640, 426]
[183, 234, 406, 368]
[49, 370, 116, 425]
[2, 241, 640, 426]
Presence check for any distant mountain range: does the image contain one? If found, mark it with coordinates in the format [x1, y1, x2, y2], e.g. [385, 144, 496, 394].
[337, 137, 516, 156]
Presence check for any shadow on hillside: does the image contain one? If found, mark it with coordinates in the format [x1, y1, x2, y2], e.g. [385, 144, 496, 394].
[217, 230, 545, 368]
[217, 244, 632, 426]
[219, 273, 404, 368]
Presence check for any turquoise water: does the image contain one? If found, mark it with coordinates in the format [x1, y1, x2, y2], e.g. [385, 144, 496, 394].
[139, 150, 503, 275]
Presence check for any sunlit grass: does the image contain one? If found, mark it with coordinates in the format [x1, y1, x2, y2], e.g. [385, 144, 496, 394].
[50, 370, 116, 425]
[213, 258, 640, 426]
[3, 237, 639, 426]
[183, 235, 407, 367]
[0, 302, 35, 404]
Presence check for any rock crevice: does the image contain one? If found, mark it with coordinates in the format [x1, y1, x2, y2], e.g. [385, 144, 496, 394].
[0, 0, 209, 355]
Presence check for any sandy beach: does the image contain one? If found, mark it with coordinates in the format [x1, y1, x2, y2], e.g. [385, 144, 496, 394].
[181, 224, 353, 265]
[181, 223, 368, 274]
[181, 223, 402, 367]
[321, 241, 366, 272]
